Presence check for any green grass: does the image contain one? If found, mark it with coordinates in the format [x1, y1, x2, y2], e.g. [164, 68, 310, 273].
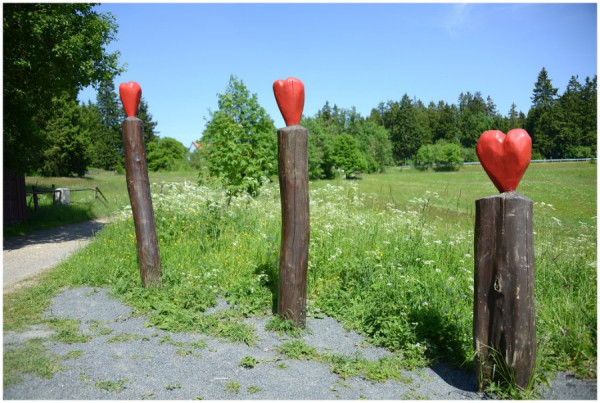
[3, 163, 596, 398]
[3, 339, 63, 387]
[4, 170, 199, 238]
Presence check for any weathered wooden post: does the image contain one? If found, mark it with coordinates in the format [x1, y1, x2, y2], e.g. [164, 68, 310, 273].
[119, 81, 162, 288]
[473, 129, 535, 391]
[273, 77, 310, 327]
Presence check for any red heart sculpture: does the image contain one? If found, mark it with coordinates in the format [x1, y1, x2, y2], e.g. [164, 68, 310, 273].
[119, 81, 142, 118]
[476, 129, 532, 193]
[273, 77, 305, 126]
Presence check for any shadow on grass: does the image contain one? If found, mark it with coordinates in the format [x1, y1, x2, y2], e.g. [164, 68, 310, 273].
[3, 204, 101, 246]
[254, 260, 279, 314]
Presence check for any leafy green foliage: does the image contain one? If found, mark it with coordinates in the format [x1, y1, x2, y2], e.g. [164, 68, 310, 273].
[277, 340, 319, 360]
[3, 3, 123, 174]
[239, 355, 259, 368]
[332, 134, 368, 178]
[146, 137, 188, 172]
[265, 316, 304, 337]
[415, 141, 463, 171]
[200, 75, 277, 199]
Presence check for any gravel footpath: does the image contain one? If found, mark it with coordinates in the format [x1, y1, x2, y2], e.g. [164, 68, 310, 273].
[3, 219, 108, 293]
[4, 287, 597, 400]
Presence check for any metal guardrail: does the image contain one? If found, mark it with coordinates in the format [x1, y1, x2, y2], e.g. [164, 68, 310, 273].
[463, 158, 595, 165]
[397, 158, 596, 169]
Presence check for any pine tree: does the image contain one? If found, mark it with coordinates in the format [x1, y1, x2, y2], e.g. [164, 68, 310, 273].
[91, 79, 124, 170]
[531, 67, 559, 109]
[137, 98, 159, 144]
[40, 95, 90, 177]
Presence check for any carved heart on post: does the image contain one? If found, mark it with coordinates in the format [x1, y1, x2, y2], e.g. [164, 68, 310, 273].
[476, 129, 532, 193]
[119, 81, 142, 118]
[273, 77, 305, 126]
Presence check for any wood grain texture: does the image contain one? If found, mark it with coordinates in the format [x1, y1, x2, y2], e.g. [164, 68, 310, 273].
[277, 125, 310, 327]
[474, 191, 535, 390]
[122, 117, 162, 288]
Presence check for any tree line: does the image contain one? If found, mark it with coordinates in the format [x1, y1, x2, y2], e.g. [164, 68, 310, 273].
[4, 5, 595, 182]
[197, 70, 596, 197]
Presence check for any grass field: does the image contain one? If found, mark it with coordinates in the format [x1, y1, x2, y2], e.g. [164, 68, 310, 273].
[4, 162, 596, 398]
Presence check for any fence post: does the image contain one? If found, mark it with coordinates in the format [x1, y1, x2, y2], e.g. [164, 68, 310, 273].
[274, 77, 309, 327]
[32, 186, 39, 212]
[120, 81, 162, 288]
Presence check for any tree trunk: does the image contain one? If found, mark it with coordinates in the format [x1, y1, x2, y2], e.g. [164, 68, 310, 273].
[277, 125, 310, 327]
[474, 191, 536, 390]
[122, 117, 162, 288]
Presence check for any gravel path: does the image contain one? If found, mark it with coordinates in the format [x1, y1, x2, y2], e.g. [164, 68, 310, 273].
[3, 221, 597, 400]
[3, 219, 108, 293]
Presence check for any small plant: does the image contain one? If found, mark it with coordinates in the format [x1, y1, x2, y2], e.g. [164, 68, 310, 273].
[47, 319, 91, 344]
[276, 362, 288, 369]
[247, 385, 262, 394]
[107, 333, 141, 343]
[63, 350, 84, 360]
[277, 340, 318, 360]
[265, 316, 304, 337]
[165, 382, 182, 391]
[140, 392, 155, 400]
[225, 381, 240, 394]
[239, 355, 259, 368]
[95, 378, 127, 393]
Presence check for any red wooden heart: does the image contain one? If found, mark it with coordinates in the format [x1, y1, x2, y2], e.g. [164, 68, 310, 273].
[476, 129, 532, 193]
[273, 77, 305, 126]
[119, 81, 142, 118]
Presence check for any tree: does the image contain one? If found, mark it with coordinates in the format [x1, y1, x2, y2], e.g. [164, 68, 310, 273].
[200, 76, 277, 199]
[40, 95, 90, 177]
[527, 68, 560, 157]
[381, 95, 427, 164]
[531, 67, 559, 109]
[354, 121, 393, 173]
[146, 137, 188, 172]
[138, 98, 159, 144]
[89, 79, 124, 170]
[331, 134, 368, 178]
[3, 3, 122, 174]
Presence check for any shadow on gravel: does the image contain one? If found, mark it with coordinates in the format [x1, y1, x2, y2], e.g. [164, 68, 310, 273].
[3, 220, 107, 251]
[430, 361, 478, 393]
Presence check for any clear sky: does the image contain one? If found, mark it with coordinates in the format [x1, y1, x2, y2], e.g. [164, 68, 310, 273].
[78, 2, 597, 148]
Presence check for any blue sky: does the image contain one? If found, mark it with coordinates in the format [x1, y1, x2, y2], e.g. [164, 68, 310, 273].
[78, 2, 597, 148]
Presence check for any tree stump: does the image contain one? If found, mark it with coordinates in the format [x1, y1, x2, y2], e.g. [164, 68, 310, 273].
[277, 125, 310, 327]
[474, 191, 536, 390]
[122, 117, 162, 288]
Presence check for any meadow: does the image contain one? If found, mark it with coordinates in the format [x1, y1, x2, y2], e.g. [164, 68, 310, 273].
[4, 162, 596, 397]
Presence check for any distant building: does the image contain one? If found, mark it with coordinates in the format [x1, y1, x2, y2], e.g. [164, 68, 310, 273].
[188, 141, 202, 153]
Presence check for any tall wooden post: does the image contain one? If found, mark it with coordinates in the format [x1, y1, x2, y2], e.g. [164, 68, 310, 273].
[120, 81, 162, 288]
[474, 129, 535, 391]
[474, 191, 535, 390]
[273, 77, 309, 327]
[277, 125, 310, 327]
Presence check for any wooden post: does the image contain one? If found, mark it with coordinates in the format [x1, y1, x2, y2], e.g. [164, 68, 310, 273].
[122, 117, 162, 288]
[474, 191, 535, 390]
[277, 125, 310, 327]
[32, 186, 39, 212]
